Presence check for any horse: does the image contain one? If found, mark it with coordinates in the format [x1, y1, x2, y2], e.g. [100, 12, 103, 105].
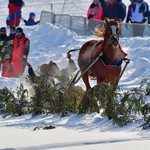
[40, 58, 77, 78]
[40, 61, 60, 77]
[77, 18, 127, 91]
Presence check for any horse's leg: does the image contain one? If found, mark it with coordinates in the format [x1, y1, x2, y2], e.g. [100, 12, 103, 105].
[113, 76, 120, 90]
[82, 72, 91, 91]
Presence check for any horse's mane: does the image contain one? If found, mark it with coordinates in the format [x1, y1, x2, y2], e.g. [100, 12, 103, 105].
[93, 18, 121, 38]
[94, 24, 105, 37]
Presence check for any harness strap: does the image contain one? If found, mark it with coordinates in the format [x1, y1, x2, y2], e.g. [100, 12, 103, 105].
[98, 42, 126, 69]
[100, 53, 123, 69]
[116, 58, 130, 88]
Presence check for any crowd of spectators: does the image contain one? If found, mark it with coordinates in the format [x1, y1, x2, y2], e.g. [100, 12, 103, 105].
[0, 26, 29, 78]
[87, 0, 149, 36]
[0, 0, 40, 78]
[87, 0, 149, 24]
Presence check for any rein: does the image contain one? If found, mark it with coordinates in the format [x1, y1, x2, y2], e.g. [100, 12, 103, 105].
[100, 53, 123, 69]
[69, 56, 130, 89]
[68, 52, 101, 89]
[68, 41, 105, 88]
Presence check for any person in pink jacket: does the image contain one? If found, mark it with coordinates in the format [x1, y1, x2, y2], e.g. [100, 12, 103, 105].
[87, 0, 103, 20]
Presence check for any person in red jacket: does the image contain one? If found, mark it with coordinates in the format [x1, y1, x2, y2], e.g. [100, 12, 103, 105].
[87, 0, 103, 20]
[86, 0, 104, 32]
[8, 0, 24, 27]
[12, 27, 30, 77]
[2, 27, 30, 77]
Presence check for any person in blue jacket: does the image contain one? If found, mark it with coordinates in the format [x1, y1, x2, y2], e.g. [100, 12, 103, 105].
[22, 12, 40, 26]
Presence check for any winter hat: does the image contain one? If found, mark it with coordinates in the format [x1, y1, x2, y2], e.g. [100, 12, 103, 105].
[29, 12, 36, 18]
[0, 27, 6, 32]
[16, 27, 23, 33]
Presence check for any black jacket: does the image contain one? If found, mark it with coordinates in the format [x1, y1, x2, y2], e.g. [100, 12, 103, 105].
[9, 0, 24, 6]
[9, 0, 14, 3]
[103, 2, 126, 21]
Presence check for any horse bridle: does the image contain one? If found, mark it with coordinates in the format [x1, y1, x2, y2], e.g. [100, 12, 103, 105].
[104, 23, 120, 44]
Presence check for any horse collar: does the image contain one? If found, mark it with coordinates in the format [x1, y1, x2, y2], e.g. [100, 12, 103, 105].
[100, 36, 122, 66]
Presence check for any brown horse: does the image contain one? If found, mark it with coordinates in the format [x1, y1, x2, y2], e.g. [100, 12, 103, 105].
[78, 18, 127, 91]
[40, 61, 60, 77]
[40, 59, 77, 78]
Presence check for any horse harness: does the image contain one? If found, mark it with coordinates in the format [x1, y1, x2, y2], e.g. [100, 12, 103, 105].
[91, 41, 124, 69]
[100, 53, 123, 68]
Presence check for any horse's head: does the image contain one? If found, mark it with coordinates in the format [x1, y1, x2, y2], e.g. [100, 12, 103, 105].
[48, 61, 60, 76]
[103, 18, 121, 46]
[94, 18, 121, 47]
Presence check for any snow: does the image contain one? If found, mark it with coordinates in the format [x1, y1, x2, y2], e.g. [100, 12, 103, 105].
[1, 114, 150, 149]
[0, 0, 150, 149]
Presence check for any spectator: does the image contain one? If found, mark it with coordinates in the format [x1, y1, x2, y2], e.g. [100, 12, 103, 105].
[0, 40, 9, 72]
[130, 0, 149, 23]
[6, 26, 16, 42]
[126, 0, 136, 23]
[87, 0, 103, 20]
[0, 27, 7, 42]
[102, 0, 126, 21]
[21, 12, 40, 26]
[8, 0, 24, 27]
[4, 27, 30, 77]
[0, 28, 7, 70]
[130, 0, 149, 36]
[0, 27, 13, 77]
[99, 0, 107, 9]
[117, 0, 126, 11]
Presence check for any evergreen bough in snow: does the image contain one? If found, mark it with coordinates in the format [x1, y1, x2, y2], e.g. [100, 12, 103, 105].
[0, 76, 149, 129]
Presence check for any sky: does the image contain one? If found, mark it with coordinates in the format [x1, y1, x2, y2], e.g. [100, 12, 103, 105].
[0, 0, 150, 149]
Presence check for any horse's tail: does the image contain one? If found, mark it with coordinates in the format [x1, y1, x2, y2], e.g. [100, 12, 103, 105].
[67, 48, 80, 60]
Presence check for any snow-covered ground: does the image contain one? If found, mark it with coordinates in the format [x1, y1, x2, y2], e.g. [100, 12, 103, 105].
[1, 113, 150, 150]
[0, 0, 150, 149]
